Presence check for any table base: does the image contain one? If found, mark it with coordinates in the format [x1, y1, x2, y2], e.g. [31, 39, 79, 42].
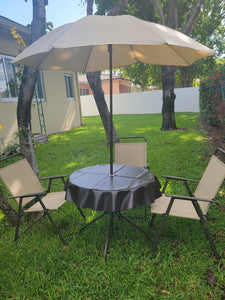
[79, 211, 151, 260]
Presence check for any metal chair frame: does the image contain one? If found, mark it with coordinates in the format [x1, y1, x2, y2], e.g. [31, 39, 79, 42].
[0, 153, 68, 244]
[149, 148, 225, 260]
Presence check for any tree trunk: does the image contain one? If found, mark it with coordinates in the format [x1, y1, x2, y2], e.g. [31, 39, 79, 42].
[87, 0, 94, 15]
[151, 0, 205, 130]
[17, 67, 39, 174]
[0, 187, 18, 226]
[161, 65, 177, 130]
[180, 67, 193, 87]
[17, 0, 47, 175]
[86, 72, 118, 143]
[86, 0, 120, 144]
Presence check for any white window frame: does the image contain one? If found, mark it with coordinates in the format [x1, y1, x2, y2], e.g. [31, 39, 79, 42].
[0, 54, 19, 102]
[0, 54, 45, 103]
[64, 73, 74, 100]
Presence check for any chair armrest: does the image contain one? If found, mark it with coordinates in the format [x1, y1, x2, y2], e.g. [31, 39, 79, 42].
[164, 193, 216, 204]
[39, 175, 68, 192]
[162, 175, 199, 183]
[39, 174, 67, 180]
[9, 192, 46, 210]
[9, 191, 45, 199]
[161, 175, 199, 195]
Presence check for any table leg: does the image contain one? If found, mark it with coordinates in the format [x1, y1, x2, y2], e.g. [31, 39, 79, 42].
[104, 212, 114, 260]
[118, 212, 151, 242]
[79, 212, 106, 234]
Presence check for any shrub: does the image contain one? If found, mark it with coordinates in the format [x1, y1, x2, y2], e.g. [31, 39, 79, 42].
[199, 69, 225, 131]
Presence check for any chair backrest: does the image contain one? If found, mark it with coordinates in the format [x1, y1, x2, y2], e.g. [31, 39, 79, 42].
[115, 142, 147, 168]
[194, 155, 225, 215]
[0, 158, 44, 206]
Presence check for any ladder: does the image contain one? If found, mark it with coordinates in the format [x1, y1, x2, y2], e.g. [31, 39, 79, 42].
[35, 88, 46, 134]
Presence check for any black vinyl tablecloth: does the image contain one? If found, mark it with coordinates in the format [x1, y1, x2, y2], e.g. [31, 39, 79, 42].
[65, 164, 161, 212]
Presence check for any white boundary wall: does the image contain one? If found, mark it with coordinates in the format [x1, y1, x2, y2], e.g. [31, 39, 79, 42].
[80, 87, 199, 116]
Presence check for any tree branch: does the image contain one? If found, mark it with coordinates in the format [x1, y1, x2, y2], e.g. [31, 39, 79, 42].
[86, 0, 94, 15]
[150, 0, 165, 25]
[108, 0, 130, 16]
[168, 0, 178, 29]
[182, 0, 206, 34]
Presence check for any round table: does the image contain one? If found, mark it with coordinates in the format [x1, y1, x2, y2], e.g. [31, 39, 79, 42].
[66, 164, 162, 258]
[65, 164, 161, 212]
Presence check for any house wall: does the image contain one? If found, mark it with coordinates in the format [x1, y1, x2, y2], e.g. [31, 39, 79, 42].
[79, 82, 92, 95]
[101, 79, 131, 94]
[80, 87, 199, 116]
[35, 70, 82, 134]
[0, 70, 82, 152]
[79, 78, 132, 95]
[0, 17, 82, 152]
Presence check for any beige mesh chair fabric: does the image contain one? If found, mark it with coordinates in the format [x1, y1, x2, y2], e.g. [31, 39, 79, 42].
[151, 155, 225, 219]
[115, 137, 148, 168]
[0, 158, 67, 244]
[0, 159, 66, 212]
[115, 142, 147, 168]
[150, 150, 225, 260]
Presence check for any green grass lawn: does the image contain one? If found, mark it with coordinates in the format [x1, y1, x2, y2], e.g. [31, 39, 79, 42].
[0, 112, 224, 299]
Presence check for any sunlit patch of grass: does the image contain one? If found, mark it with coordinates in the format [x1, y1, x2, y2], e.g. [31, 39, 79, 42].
[0, 210, 4, 220]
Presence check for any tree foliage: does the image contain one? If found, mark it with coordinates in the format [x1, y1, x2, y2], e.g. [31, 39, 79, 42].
[199, 67, 225, 130]
[121, 64, 162, 90]
[95, 0, 225, 89]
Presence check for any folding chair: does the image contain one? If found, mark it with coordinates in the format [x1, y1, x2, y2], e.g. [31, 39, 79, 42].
[0, 155, 68, 244]
[115, 136, 150, 219]
[150, 148, 225, 260]
[115, 136, 150, 169]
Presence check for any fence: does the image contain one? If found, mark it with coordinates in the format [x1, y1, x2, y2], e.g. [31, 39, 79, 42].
[80, 87, 199, 116]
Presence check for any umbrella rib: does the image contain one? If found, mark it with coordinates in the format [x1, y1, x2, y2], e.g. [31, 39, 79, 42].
[35, 47, 56, 70]
[165, 43, 191, 66]
[84, 45, 94, 73]
[129, 45, 140, 64]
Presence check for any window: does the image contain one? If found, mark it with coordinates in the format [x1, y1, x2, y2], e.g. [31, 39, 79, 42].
[0, 55, 19, 101]
[0, 54, 45, 102]
[80, 88, 89, 96]
[64, 74, 74, 100]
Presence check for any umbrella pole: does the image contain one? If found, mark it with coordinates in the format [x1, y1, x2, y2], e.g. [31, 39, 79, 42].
[108, 44, 113, 176]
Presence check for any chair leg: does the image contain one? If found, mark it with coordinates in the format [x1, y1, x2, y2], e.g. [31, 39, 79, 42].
[151, 198, 175, 252]
[192, 200, 220, 260]
[38, 198, 67, 245]
[149, 214, 156, 229]
[15, 198, 23, 243]
[45, 209, 67, 245]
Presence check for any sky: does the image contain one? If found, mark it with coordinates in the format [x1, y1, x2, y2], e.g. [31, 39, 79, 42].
[1, 0, 90, 28]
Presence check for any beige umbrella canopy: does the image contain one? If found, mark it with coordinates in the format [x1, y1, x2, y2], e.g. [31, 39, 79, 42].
[12, 15, 215, 175]
[12, 14, 215, 71]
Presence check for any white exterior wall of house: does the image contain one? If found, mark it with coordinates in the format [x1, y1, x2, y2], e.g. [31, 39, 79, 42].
[0, 16, 82, 153]
[0, 70, 82, 152]
[80, 87, 199, 116]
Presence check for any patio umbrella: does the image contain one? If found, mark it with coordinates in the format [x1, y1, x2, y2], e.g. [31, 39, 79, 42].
[12, 15, 215, 175]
